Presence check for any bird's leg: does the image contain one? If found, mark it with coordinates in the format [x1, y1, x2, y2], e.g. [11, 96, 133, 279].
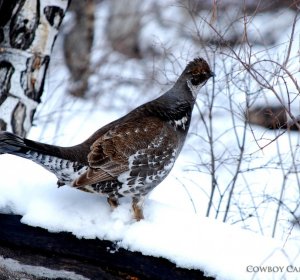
[132, 197, 144, 221]
[107, 197, 119, 210]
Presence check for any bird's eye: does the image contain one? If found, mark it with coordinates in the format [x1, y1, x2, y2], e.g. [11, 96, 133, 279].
[191, 73, 208, 86]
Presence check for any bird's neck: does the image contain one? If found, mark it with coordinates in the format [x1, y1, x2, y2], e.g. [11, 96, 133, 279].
[141, 86, 195, 132]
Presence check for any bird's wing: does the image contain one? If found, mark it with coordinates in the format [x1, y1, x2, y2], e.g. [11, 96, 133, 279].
[73, 116, 175, 187]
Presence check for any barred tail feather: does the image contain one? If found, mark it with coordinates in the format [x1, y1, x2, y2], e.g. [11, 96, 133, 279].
[0, 132, 30, 156]
[0, 131, 88, 164]
[0, 131, 63, 159]
[0, 132, 83, 186]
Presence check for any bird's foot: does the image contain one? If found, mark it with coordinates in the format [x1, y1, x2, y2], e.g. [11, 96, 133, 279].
[107, 197, 119, 209]
[132, 197, 144, 221]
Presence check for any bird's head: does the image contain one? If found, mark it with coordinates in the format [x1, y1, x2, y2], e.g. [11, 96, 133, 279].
[179, 57, 214, 98]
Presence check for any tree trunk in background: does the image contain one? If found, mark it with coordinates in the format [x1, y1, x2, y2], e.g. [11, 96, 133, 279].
[0, 0, 70, 137]
[106, 0, 141, 58]
[64, 0, 94, 98]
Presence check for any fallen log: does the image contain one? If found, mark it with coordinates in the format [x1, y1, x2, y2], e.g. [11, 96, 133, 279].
[246, 105, 300, 131]
[0, 213, 213, 280]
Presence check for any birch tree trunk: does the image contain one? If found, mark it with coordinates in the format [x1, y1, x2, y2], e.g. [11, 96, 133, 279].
[0, 0, 70, 137]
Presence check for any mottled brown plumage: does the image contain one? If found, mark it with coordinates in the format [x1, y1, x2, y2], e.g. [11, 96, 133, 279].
[0, 57, 214, 220]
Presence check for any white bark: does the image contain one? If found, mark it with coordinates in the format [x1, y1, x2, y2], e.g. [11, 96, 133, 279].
[0, 0, 70, 136]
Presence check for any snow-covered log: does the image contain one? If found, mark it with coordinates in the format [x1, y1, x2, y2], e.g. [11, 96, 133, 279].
[0, 214, 213, 280]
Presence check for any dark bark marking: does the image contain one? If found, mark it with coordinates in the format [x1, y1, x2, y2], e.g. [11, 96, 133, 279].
[11, 101, 26, 136]
[29, 108, 36, 124]
[0, 119, 7, 131]
[44, 6, 64, 29]
[21, 55, 50, 102]
[0, 0, 20, 27]
[0, 61, 15, 96]
[0, 28, 3, 43]
[35, 55, 50, 102]
[9, 0, 40, 50]
[0, 93, 8, 106]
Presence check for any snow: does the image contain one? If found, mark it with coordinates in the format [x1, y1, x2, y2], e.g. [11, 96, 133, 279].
[1, 154, 300, 279]
[1, 2, 300, 280]
[0, 255, 88, 280]
[1, 154, 299, 280]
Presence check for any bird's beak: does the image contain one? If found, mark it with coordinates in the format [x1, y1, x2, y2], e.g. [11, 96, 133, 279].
[210, 71, 215, 78]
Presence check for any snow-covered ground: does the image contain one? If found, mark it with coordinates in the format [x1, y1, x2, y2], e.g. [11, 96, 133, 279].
[1, 2, 300, 279]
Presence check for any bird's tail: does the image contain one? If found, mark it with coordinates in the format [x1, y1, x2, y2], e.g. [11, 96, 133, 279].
[0, 132, 79, 186]
[0, 131, 57, 160]
[0, 132, 31, 156]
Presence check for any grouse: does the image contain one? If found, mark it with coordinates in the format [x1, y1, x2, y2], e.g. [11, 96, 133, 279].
[0, 57, 214, 220]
